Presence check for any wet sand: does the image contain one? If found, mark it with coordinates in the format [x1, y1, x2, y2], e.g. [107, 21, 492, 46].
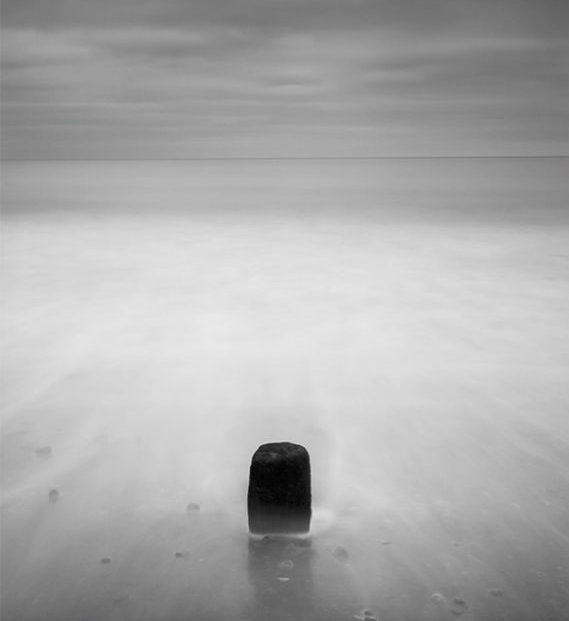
[2, 400, 568, 620]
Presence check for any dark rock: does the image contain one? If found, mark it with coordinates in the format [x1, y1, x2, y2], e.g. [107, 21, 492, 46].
[186, 502, 200, 512]
[48, 489, 59, 503]
[100, 557, 112, 564]
[248, 442, 311, 534]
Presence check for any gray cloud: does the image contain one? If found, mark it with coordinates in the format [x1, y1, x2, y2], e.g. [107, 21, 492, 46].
[3, 0, 567, 36]
[1, 0, 567, 158]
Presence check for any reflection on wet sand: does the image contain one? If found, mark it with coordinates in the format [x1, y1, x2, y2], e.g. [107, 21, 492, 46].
[247, 535, 314, 621]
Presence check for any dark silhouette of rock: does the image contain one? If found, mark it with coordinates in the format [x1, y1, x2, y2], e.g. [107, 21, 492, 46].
[247, 442, 311, 534]
[48, 489, 59, 503]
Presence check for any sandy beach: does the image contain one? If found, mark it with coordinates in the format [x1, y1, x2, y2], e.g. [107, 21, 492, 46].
[1, 158, 568, 620]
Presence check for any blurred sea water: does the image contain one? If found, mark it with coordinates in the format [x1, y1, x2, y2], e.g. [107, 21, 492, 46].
[1, 158, 568, 620]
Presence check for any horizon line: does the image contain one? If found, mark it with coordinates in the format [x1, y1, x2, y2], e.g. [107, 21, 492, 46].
[2, 154, 568, 163]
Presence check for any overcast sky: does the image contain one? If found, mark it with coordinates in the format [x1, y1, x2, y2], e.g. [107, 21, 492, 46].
[1, 0, 567, 158]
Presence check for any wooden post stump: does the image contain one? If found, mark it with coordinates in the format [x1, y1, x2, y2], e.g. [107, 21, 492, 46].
[247, 442, 311, 534]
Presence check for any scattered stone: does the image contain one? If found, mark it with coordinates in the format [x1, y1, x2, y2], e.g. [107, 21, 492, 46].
[430, 592, 446, 603]
[174, 551, 190, 559]
[451, 597, 468, 616]
[333, 546, 349, 562]
[278, 560, 294, 570]
[48, 489, 59, 503]
[276, 577, 290, 582]
[489, 588, 504, 597]
[380, 539, 391, 546]
[100, 557, 112, 564]
[35, 446, 52, 458]
[247, 442, 311, 534]
[186, 502, 200, 512]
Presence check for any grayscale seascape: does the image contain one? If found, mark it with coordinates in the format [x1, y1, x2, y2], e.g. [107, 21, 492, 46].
[1, 157, 568, 620]
[2, 0, 568, 617]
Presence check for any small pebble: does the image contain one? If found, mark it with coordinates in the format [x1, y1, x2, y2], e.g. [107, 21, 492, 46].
[489, 588, 504, 597]
[333, 546, 349, 562]
[100, 557, 112, 564]
[186, 502, 200, 512]
[380, 540, 391, 546]
[278, 560, 294, 570]
[276, 577, 290, 582]
[35, 446, 52, 458]
[451, 597, 468, 616]
[174, 551, 190, 559]
[48, 489, 59, 503]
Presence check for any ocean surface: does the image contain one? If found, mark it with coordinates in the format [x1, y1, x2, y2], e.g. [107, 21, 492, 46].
[1, 158, 568, 620]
